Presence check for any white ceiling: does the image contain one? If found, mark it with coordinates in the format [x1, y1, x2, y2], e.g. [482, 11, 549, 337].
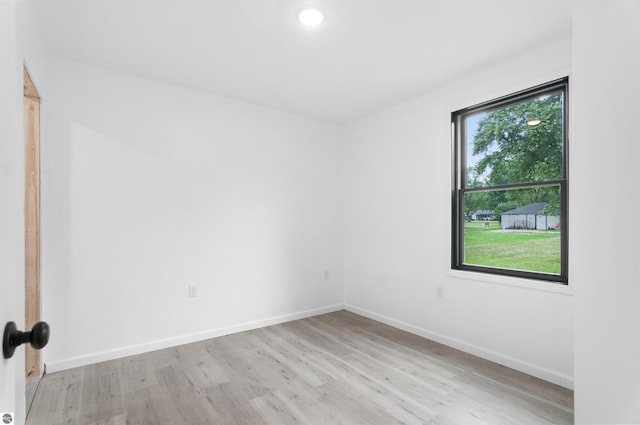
[29, 0, 572, 123]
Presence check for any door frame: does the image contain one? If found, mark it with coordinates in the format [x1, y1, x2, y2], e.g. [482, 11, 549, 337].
[23, 65, 41, 382]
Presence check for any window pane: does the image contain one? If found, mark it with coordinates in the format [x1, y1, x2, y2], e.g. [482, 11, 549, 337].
[465, 91, 564, 188]
[463, 186, 561, 275]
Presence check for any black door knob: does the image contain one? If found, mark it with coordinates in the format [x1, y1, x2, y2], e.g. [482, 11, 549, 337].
[3, 321, 50, 359]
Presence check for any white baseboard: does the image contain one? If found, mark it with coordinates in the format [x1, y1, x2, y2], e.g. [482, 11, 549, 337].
[46, 304, 344, 373]
[47, 302, 574, 390]
[345, 304, 574, 390]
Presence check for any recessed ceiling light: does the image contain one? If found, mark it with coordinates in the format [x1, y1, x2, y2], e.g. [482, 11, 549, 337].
[527, 119, 542, 126]
[298, 7, 324, 27]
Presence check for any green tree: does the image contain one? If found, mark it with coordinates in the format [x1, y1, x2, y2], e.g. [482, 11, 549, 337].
[464, 176, 490, 219]
[468, 92, 564, 213]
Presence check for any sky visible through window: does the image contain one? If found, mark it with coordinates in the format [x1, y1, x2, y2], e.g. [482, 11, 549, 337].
[465, 113, 486, 172]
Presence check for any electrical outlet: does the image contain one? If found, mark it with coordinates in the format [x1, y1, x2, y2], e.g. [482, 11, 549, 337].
[436, 285, 444, 298]
[189, 284, 198, 298]
[324, 270, 330, 280]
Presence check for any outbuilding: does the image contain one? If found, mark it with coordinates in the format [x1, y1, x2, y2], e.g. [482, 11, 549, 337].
[471, 210, 494, 221]
[500, 202, 560, 230]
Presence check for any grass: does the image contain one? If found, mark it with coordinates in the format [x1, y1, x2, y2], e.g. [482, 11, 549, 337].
[464, 221, 561, 274]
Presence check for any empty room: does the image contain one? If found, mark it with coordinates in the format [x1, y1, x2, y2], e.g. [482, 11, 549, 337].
[1, 1, 639, 424]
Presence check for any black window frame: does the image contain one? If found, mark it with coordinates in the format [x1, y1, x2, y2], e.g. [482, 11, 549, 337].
[451, 78, 569, 284]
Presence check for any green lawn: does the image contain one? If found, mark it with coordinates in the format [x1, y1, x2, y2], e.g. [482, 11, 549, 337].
[464, 221, 561, 274]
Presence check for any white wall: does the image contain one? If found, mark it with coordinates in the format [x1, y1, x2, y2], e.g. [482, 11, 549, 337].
[42, 58, 344, 370]
[573, 1, 640, 423]
[343, 38, 574, 388]
[13, 3, 640, 422]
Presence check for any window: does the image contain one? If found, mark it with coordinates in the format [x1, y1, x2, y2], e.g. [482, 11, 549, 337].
[452, 78, 568, 283]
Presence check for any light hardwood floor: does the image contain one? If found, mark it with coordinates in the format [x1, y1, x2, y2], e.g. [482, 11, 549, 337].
[27, 311, 573, 425]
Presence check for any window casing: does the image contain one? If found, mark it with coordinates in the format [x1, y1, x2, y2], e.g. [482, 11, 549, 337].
[451, 78, 568, 284]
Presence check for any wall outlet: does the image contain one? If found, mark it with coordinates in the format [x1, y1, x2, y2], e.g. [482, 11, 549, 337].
[436, 285, 444, 298]
[324, 269, 330, 280]
[189, 284, 198, 298]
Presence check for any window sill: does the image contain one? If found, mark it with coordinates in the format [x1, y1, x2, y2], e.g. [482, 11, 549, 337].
[446, 269, 573, 296]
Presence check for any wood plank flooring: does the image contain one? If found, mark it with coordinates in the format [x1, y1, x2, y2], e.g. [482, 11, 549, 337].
[27, 311, 573, 425]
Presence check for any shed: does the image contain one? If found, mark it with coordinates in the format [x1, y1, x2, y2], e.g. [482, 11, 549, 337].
[471, 210, 494, 221]
[500, 202, 560, 230]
